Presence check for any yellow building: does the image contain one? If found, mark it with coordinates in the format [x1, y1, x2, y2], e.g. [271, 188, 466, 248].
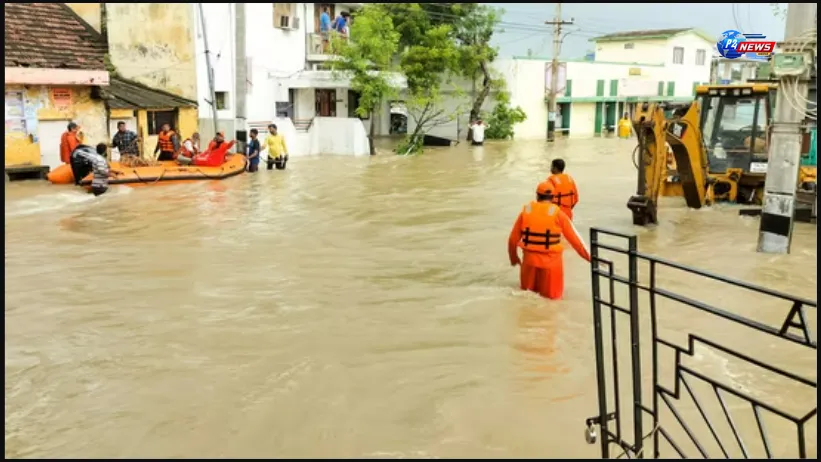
[66, 3, 198, 100]
[4, 3, 110, 173]
[5, 3, 200, 175]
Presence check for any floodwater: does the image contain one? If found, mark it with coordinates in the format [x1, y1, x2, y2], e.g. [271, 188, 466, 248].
[4, 138, 817, 459]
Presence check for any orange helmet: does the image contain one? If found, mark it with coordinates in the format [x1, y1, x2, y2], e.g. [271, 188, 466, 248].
[536, 180, 555, 196]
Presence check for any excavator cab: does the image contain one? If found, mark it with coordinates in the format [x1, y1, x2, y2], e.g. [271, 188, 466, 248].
[696, 85, 773, 202]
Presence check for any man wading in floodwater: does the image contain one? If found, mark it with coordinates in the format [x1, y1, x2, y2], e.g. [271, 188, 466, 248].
[508, 180, 591, 300]
[70, 144, 122, 196]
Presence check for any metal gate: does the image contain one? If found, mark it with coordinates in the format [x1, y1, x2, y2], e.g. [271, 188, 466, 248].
[585, 228, 817, 458]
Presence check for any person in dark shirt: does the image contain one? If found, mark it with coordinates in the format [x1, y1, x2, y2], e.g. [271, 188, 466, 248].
[70, 143, 122, 196]
[111, 121, 140, 158]
[246, 128, 261, 172]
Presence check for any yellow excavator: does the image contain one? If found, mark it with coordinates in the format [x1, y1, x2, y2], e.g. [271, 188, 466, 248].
[627, 83, 817, 226]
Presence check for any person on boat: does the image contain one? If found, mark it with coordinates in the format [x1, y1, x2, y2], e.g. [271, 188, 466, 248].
[545, 158, 580, 221]
[153, 123, 180, 161]
[264, 124, 289, 170]
[111, 121, 140, 160]
[507, 181, 591, 300]
[246, 128, 261, 172]
[192, 131, 235, 168]
[177, 132, 201, 166]
[70, 143, 122, 196]
[60, 122, 83, 164]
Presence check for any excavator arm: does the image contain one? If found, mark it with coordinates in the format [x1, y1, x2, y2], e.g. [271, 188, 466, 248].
[627, 102, 710, 226]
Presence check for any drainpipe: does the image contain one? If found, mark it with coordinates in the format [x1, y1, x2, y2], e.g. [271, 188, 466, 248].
[234, 3, 248, 151]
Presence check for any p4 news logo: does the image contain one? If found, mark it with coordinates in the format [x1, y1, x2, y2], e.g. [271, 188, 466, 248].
[736, 34, 776, 56]
[717, 31, 776, 60]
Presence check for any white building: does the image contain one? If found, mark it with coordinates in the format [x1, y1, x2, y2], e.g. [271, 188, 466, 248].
[498, 28, 715, 139]
[194, 2, 405, 156]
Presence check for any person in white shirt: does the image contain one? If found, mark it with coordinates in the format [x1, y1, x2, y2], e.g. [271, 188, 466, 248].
[470, 119, 488, 146]
[177, 132, 201, 165]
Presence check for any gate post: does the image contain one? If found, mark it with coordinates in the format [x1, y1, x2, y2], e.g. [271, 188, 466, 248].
[627, 235, 644, 457]
[589, 229, 611, 458]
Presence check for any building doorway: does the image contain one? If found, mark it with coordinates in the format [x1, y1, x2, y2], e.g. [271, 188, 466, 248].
[558, 103, 571, 137]
[605, 102, 617, 134]
[37, 120, 68, 170]
[315, 89, 336, 117]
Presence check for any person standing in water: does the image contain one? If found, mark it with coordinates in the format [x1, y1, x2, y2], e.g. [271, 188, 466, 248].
[70, 143, 122, 196]
[469, 119, 488, 146]
[545, 158, 580, 221]
[264, 124, 289, 170]
[246, 128, 261, 172]
[507, 181, 590, 300]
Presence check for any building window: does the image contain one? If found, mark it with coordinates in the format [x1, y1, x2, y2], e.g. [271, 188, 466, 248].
[215, 91, 228, 110]
[624, 43, 635, 50]
[146, 110, 177, 135]
[274, 3, 298, 30]
[672, 46, 684, 64]
[695, 49, 706, 66]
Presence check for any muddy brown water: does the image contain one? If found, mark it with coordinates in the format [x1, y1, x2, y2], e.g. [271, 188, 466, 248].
[5, 138, 816, 458]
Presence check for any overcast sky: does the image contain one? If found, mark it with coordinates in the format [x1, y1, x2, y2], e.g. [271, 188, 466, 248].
[487, 3, 789, 59]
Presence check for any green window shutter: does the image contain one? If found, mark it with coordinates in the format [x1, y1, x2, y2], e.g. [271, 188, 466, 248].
[666, 81, 675, 97]
[564, 80, 572, 97]
[657, 81, 664, 96]
[596, 80, 605, 97]
[609, 79, 618, 97]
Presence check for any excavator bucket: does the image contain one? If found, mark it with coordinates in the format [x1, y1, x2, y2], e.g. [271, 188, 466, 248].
[627, 195, 657, 226]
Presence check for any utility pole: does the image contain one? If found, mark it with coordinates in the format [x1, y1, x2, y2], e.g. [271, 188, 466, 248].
[198, 3, 219, 138]
[756, 2, 817, 254]
[234, 3, 248, 152]
[545, 4, 574, 142]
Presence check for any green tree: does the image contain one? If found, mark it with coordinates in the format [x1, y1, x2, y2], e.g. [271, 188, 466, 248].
[382, 3, 462, 155]
[446, 4, 503, 142]
[484, 90, 527, 140]
[330, 5, 400, 155]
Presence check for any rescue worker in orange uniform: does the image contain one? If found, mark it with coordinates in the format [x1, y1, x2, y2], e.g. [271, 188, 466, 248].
[153, 123, 180, 161]
[59, 122, 82, 164]
[545, 158, 580, 220]
[508, 181, 591, 300]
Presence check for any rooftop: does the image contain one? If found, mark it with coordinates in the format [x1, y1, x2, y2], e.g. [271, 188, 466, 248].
[103, 77, 198, 109]
[590, 28, 714, 44]
[4, 3, 107, 70]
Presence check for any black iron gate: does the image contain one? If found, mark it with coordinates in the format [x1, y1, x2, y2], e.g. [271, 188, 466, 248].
[585, 228, 817, 459]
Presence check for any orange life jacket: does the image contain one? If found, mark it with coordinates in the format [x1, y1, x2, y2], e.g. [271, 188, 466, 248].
[518, 201, 563, 254]
[547, 173, 578, 209]
[158, 130, 176, 152]
[179, 138, 195, 156]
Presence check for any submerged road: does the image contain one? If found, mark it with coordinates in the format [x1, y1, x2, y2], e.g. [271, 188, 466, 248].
[4, 138, 817, 458]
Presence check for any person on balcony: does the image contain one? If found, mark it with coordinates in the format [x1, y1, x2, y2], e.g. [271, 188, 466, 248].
[333, 11, 350, 39]
[319, 6, 332, 52]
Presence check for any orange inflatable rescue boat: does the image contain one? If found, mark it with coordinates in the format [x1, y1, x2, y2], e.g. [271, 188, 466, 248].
[47, 154, 247, 188]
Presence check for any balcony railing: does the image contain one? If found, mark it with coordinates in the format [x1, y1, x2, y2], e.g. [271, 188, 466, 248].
[306, 32, 349, 57]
